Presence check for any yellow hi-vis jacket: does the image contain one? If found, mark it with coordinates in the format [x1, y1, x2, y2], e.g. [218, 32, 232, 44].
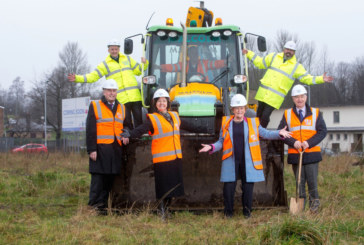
[221, 116, 263, 170]
[91, 100, 125, 146]
[148, 112, 182, 164]
[75, 53, 149, 104]
[246, 50, 324, 109]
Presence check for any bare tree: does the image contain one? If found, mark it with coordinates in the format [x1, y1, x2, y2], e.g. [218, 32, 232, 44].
[27, 42, 92, 139]
[351, 56, 364, 104]
[59, 42, 91, 98]
[7, 77, 25, 117]
[273, 30, 299, 52]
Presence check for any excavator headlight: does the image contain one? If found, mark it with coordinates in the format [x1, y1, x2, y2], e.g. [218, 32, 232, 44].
[157, 31, 166, 37]
[223, 30, 232, 36]
[142, 75, 156, 85]
[168, 31, 177, 38]
[234, 74, 247, 84]
[212, 31, 221, 37]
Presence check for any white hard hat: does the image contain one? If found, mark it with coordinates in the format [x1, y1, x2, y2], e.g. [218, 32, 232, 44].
[102, 79, 118, 89]
[291, 84, 307, 96]
[284, 41, 297, 51]
[107, 38, 120, 47]
[230, 94, 247, 107]
[153, 88, 170, 99]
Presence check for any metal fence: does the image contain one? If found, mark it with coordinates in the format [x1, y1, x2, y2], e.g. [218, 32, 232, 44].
[0, 133, 86, 153]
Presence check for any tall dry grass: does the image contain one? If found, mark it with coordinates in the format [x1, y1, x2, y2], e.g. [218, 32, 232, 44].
[0, 152, 363, 244]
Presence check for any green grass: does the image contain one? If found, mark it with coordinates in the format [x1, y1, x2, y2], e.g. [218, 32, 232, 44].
[0, 153, 363, 244]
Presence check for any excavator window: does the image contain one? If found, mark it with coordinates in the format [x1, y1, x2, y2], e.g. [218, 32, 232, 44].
[149, 32, 239, 90]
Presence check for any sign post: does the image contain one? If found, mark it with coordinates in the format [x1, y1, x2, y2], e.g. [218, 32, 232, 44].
[62, 97, 90, 132]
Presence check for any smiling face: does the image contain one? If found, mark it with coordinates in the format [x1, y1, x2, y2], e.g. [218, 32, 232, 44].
[292, 94, 307, 109]
[108, 45, 120, 58]
[156, 97, 168, 113]
[283, 48, 295, 60]
[232, 106, 246, 121]
[103, 88, 117, 103]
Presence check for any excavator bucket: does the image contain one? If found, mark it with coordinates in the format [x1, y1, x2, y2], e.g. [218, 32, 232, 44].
[112, 138, 287, 211]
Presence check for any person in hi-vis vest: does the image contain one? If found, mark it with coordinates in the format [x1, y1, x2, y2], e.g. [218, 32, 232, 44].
[243, 41, 334, 128]
[68, 39, 148, 129]
[121, 89, 199, 219]
[199, 94, 292, 218]
[86, 79, 128, 214]
[278, 84, 327, 213]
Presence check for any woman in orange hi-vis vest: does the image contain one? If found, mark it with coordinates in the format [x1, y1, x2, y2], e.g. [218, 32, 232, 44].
[121, 89, 197, 218]
[199, 94, 292, 218]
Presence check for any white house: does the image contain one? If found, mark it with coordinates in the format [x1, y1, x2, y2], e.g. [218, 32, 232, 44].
[268, 105, 364, 153]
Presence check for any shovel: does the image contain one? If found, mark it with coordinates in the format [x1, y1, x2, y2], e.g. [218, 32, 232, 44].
[289, 150, 305, 215]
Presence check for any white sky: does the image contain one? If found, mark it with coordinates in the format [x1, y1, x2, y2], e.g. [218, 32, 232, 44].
[1, 0, 363, 91]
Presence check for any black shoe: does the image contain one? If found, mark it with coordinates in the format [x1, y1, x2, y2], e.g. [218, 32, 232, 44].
[97, 209, 108, 216]
[224, 211, 233, 218]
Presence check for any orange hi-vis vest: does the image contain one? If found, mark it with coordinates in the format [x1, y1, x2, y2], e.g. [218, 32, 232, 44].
[92, 100, 125, 146]
[221, 116, 263, 170]
[148, 111, 182, 163]
[285, 107, 321, 154]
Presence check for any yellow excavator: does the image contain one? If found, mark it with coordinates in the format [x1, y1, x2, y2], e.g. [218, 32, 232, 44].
[114, 2, 287, 211]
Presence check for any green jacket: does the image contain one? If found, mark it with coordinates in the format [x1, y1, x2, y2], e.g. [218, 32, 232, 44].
[247, 50, 324, 109]
[75, 53, 148, 104]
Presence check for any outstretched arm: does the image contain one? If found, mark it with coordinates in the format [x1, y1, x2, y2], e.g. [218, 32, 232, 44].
[70, 61, 108, 83]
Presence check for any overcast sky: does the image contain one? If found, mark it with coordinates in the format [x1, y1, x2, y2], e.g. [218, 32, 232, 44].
[1, 0, 363, 91]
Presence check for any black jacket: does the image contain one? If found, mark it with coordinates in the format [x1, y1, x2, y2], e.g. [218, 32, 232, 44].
[278, 104, 327, 164]
[86, 96, 123, 174]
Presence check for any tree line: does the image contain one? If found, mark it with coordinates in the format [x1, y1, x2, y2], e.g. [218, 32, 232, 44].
[0, 30, 363, 139]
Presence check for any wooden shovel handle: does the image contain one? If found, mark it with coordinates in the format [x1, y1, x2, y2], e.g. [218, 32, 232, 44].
[296, 150, 304, 200]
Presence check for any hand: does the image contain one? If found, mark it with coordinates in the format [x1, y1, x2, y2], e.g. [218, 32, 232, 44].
[141, 57, 146, 64]
[278, 126, 292, 138]
[68, 74, 76, 82]
[122, 138, 129, 145]
[120, 128, 131, 138]
[242, 49, 248, 55]
[90, 151, 97, 161]
[293, 141, 302, 150]
[199, 144, 212, 153]
[302, 141, 309, 150]
[323, 72, 334, 83]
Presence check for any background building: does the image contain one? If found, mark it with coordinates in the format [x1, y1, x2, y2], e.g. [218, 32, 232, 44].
[269, 105, 364, 154]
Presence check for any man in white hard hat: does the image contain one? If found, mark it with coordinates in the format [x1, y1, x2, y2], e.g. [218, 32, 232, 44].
[68, 38, 148, 129]
[242, 41, 334, 128]
[86, 79, 127, 214]
[278, 84, 327, 213]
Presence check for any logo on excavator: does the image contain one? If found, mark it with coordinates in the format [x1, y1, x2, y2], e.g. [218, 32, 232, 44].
[168, 34, 222, 44]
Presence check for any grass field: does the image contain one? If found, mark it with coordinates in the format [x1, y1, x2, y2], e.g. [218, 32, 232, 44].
[0, 152, 363, 244]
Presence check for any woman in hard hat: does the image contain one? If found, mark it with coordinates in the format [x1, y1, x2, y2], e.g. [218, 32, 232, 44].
[121, 88, 186, 217]
[199, 94, 292, 218]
